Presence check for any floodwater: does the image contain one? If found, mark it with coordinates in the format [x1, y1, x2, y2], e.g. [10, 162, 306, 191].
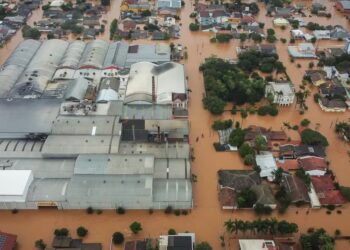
[1, 0, 350, 250]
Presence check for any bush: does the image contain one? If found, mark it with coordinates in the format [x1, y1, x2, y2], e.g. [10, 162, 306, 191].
[96, 209, 103, 214]
[165, 205, 173, 214]
[54, 228, 69, 237]
[212, 119, 233, 131]
[292, 125, 299, 130]
[189, 23, 199, 31]
[182, 210, 188, 215]
[280, 38, 287, 43]
[149, 208, 154, 214]
[174, 209, 181, 216]
[254, 203, 273, 215]
[116, 206, 125, 214]
[130, 221, 142, 234]
[335, 229, 341, 236]
[300, 119, 310, 127]
[11, 209, 18, 214]
[301, 128, 329, 146]
[168, 228, 177, 235]
[309, 62, 314, 69]
[313, 93, 320, 103]
[340, 186, 350, 201]
[86, 207, 94, 214]
[290, 38, 295, 44]
[35, 239, 46, 250]
[196, 241, 213, 250]
[76, 226, 88, 237]
[112, 232, 124, 245]
[216, 33, 233, 43]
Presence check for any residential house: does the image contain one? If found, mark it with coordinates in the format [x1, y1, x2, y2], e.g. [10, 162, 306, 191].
[83, 28, 96, 40]
[279, 144, 326, 159]
[218, 170, 261, 209]
[121, 0, 151, 14]
[197, 9, 228, 28]
[159, 233, 195, 250]
[259, 44, 276, 55]
[244, 126, 287, 149]
[152, 31, 168, 40]
[265, 81, 295, 106]
[255, 152, 278, 182]
[318, 97, 347, 112]
[288, 43, 317, 58]
[250, 184, 277, 209]
[313, 30, 331, 40]
[50, 236, 102, 250]
[311, 175, 346, 206]
[273, 17, 289, 27]
[335, 0, 350, 13]
[319, 82, 347, 98]
[83, 16, 100, 29]
[276, 158, 299, 172]
[123, 240, 147, 250]
[304, 70, 327, 86]
[123, 20, 137, 31]
[157, 0, 182, 10]
[281, 173, 310, 204]
[240, 15, 255, 25]
[0, 231, 17, 250]
[275, 7, 293, 18]
[298, 156, 328, 176]
[290, 29, 304, 39]
[330, 26, 349, 40]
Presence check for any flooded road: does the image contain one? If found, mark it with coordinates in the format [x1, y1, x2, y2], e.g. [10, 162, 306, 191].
[1, 0, 350, 249]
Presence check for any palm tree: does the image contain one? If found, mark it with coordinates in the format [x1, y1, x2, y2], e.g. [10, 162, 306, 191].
[254, 135, 267, 154]
[224, 219, 235, 234]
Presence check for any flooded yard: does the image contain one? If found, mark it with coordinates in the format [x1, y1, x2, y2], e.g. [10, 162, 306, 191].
[0, 0, 350, 249]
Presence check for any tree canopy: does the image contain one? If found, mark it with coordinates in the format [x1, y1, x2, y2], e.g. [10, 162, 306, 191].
[200, 57, 266, 109]
[300, 228, 335, 250]
[301, 128, 329, 146]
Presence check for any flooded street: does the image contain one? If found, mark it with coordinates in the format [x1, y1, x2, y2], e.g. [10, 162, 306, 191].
[1, 0, 350, 249]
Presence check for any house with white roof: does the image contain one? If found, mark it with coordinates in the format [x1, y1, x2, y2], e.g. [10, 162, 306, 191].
[265, 81, 295, 106]
[255, 152, 278, 182]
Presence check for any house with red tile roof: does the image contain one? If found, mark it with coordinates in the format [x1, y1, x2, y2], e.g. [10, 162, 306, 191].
[0, 231, 17, 250]
[298, 156, 328, 176]
[311, 175, 346, 206]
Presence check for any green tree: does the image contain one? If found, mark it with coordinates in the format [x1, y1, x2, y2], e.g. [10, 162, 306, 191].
[54, 228, 69, 237]
[254, 135, 267, 154]
[196, 242, 212, 250]
[239, 33, 247, 43]
[202, 95, 226, 115]
[189, 23, 199, 31]
[300, 119, 311, 127]
[229, 129, 246, 147]
[301, 128, 329, 146]
[47, 32, 54, 40]
[240, 109, 248, 124]
[300, 228, 334, 250]
[168, 228, 177, 235]
[237, 188, 257, 208]
[244, 154, 255, 166]
[35, 239, 46, 250]
[267, 28, 275, 36]
[112, 232, 124, 245]
[130, 221, 142, 234]
[22, 25, 41, 39]
[116, 206, 125, 214]
[76, 226, 88, 237]
[109, 19, 118, 40]
[238, 143, 254, 157]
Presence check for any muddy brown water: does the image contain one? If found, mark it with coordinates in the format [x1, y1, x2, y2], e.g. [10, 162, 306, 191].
[1, 0, 350, 249]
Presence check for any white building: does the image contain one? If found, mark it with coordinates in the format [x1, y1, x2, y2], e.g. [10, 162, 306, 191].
[265, 82, 295, 105]
[255, 152, 278, 182]
[239, 239, 277, 250]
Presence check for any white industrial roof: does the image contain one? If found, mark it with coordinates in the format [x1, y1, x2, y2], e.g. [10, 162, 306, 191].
[0, 170, 32, 196]
[125, 62, 186, 104]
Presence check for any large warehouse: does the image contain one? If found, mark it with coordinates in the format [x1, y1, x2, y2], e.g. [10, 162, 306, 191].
[0, 39, 192, 210]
